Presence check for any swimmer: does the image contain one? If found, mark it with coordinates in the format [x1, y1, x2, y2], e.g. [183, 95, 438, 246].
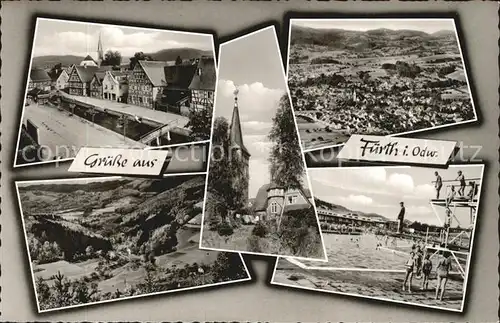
[435, 252, 452, 301]
[403, 251, 416, 293]
[421, 253, 432, 290]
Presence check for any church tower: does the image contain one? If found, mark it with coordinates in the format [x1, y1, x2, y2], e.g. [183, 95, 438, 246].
[229, 88, 251, 206]
[97, 32, 104, 67]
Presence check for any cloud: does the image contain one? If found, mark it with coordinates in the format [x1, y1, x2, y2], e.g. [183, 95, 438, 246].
[414, 184, 436, 198]
[347, 194, 373, 205]
[216, 80, 284, 123]
[388, 173, 414, 193]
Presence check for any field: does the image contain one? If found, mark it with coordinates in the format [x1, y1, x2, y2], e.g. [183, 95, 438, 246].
[288, 26, 475, 151]
[272, 234, 466, 310]
[17, 176, 248, 312]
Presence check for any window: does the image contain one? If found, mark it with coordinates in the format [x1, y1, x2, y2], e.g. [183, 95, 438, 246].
[287, 195, 298, 204]
[270, 202, 278, 214]
[111, 85, 114, 90]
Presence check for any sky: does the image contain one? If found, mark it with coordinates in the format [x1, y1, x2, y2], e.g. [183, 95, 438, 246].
[309, 165, 483, 227]
[214, 27, 307, 198]
[293, 19, 456, 34]
[32, 18, 213, 59]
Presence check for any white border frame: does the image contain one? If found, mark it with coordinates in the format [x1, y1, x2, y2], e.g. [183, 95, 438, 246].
[285, 18, 479, 153]
[198, 25, 328, 262]
[14, 17, 218, 168]
[270, 163, 485, 313]
[15, 174, 252, 314]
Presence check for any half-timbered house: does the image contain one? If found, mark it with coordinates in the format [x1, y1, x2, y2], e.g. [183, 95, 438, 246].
[189, 56, 216, 111]
[128, 60, 173, 109]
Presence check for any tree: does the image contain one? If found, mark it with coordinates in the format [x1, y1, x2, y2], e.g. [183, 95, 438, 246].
[207, 117, 237, 209]
[48, 63, 63, 80]
[101, 50, 122, 66]
[129, 51, 155, 70]
[211, 252, 247, 282]
[268, 94, 305, 190]
[186, 105, 212, 140]
[175, 55, 183, 65]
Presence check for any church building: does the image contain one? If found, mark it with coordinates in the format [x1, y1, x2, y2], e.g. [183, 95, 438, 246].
[229, 88, 251, 206]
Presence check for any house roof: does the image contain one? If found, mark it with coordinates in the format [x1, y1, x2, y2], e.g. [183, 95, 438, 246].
[73, 65, 99, 83]
[283, 203, 312, 213]
[30, 68, 51, 82]
[253, 184, 271, 212]
[164, 63, 197, 90]
[189, 56, 216, 91]
[138, 60, 173, 87]
[51, 69, 67, 82]
[27, 87, 50, 96]
[254, 183, 312, 212]
[81, 55, 97, 63]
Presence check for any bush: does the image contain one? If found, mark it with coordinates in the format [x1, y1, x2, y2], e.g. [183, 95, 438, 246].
[278, 208, 322, 258]
[247, 235, 262, 252]
[217, 222, 234, 239]
[211, 252, 247, 282]
[252, 222, 268, 238]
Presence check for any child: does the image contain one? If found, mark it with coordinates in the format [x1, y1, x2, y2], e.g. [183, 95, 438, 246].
[402, 251, 416, 293]
[421, 253, 433, 290]
[415, 246, 424, 277]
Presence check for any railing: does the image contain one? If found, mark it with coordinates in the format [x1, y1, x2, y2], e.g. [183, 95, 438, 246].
[138, 119, 179, 144]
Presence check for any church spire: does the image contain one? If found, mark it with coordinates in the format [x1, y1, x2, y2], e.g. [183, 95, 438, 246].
[97, 32, 104, 67]
[229, 87, 250, 157]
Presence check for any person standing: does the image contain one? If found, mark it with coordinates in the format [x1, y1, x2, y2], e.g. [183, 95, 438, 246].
[402, 251, 416, 293]
[456, 170, 466, 197]
[434, 171, 443, 199]
[397, 202, 405, 234]
[421, 253, 433, 290]
[446, 185, 457, 208]
[435, 252, 453, 301]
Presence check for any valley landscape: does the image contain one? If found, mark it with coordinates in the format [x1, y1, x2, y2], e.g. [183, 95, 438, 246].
[17, 175, 248, 312]
[288, 20, 476, 151]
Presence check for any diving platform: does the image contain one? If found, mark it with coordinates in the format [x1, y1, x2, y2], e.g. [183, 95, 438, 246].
[430, 198, 478, 207]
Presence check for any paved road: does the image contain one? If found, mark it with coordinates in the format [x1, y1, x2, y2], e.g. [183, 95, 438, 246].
[59, 92, 189, 127]
[22, 103, 145, 161]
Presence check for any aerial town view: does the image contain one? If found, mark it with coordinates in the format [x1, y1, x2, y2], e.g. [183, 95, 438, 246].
[287, 19, 476, 151]
[16, 18, 216, 166]
[272, 165, 483, 311]
[16, 175, 249, 312]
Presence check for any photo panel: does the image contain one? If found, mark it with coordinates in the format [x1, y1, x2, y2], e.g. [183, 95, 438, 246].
[15, 17, 217, 167]
[16, 174, 250, 313]
[199, 26, 327, 261]
[286, 18, 477, 152]
[272, 164, 484, 312]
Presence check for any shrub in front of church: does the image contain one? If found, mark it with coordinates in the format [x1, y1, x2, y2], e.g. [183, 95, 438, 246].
[252, 221, 268, 238]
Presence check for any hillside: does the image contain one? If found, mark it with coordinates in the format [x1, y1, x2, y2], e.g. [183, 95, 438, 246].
[314, 197, 389, 221]
[32, 55, 85, 68]
[147, 47, 213, 61]
[32, 47, 213, 70]
[19, 176, 206, 260]
[290, 26, 458, 52]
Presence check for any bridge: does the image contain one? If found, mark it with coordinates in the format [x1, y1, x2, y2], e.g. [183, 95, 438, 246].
[58, 91, 190, 132]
